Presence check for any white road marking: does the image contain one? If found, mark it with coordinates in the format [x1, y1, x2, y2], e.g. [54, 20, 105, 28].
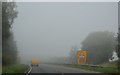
[26, 67, 32, 75]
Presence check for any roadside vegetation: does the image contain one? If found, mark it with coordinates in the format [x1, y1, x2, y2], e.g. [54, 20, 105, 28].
[69, 31, 117, 65]
[2, 2, 29, 74]
[67, 31, 119, 73]
[61, 62, 119, 73]
[2, 64, 29, 73]
[0, 65, 1, 74]
[2, 2, 18, 66]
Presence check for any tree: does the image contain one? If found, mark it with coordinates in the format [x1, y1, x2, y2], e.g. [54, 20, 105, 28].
[118, 1, 120, 72]
[81, 31, 117, 64]
[69, 46, 78, 64]
[2, 2, 18, 65]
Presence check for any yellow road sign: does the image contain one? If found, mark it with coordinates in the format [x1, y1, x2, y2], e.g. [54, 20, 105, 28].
[76, 50, 86, 64]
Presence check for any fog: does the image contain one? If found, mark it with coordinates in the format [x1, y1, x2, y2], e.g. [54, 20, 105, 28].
[12, 2, 118, 64]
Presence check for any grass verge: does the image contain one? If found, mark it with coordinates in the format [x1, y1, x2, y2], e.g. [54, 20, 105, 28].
[0, 65, 2, 74]
[61, 64, 119, 73]
[2, 64, 29, 73]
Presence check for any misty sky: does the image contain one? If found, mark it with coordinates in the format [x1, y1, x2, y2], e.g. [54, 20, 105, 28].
[12, 2, 118, 63]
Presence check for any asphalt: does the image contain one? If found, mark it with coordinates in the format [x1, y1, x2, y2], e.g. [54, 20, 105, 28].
[28, 64, 98, 73]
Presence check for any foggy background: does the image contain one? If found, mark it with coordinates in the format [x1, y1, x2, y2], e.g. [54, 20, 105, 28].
[12, 2, 118, 64]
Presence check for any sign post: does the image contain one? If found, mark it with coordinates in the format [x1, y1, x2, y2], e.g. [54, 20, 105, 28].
[76, 50, 86, 64]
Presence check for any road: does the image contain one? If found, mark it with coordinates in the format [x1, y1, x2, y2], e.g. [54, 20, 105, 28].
[28, 64, 99, 74]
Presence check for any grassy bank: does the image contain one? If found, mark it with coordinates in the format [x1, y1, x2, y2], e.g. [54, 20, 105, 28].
[0, 65, 1, 74]
[61, 63, 119, 73]
[2, 64, 29, 73]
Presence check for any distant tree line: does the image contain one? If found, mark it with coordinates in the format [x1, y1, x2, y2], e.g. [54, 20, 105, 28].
[2, 2, 18, 65]
[81, 31, 117, 64]
[69, 31, 117, 65]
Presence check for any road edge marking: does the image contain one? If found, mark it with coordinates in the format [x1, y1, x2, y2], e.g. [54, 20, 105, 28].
[26, 66, 32, 75]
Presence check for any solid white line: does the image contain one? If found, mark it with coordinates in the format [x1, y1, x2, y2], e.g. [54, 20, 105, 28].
[26, 67, 32, 75]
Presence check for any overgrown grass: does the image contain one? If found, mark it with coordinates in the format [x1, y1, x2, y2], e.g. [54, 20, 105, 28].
[61, 63, 119, 73]
[2, 64, 29, 73]
[0, 65, 2, 74]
